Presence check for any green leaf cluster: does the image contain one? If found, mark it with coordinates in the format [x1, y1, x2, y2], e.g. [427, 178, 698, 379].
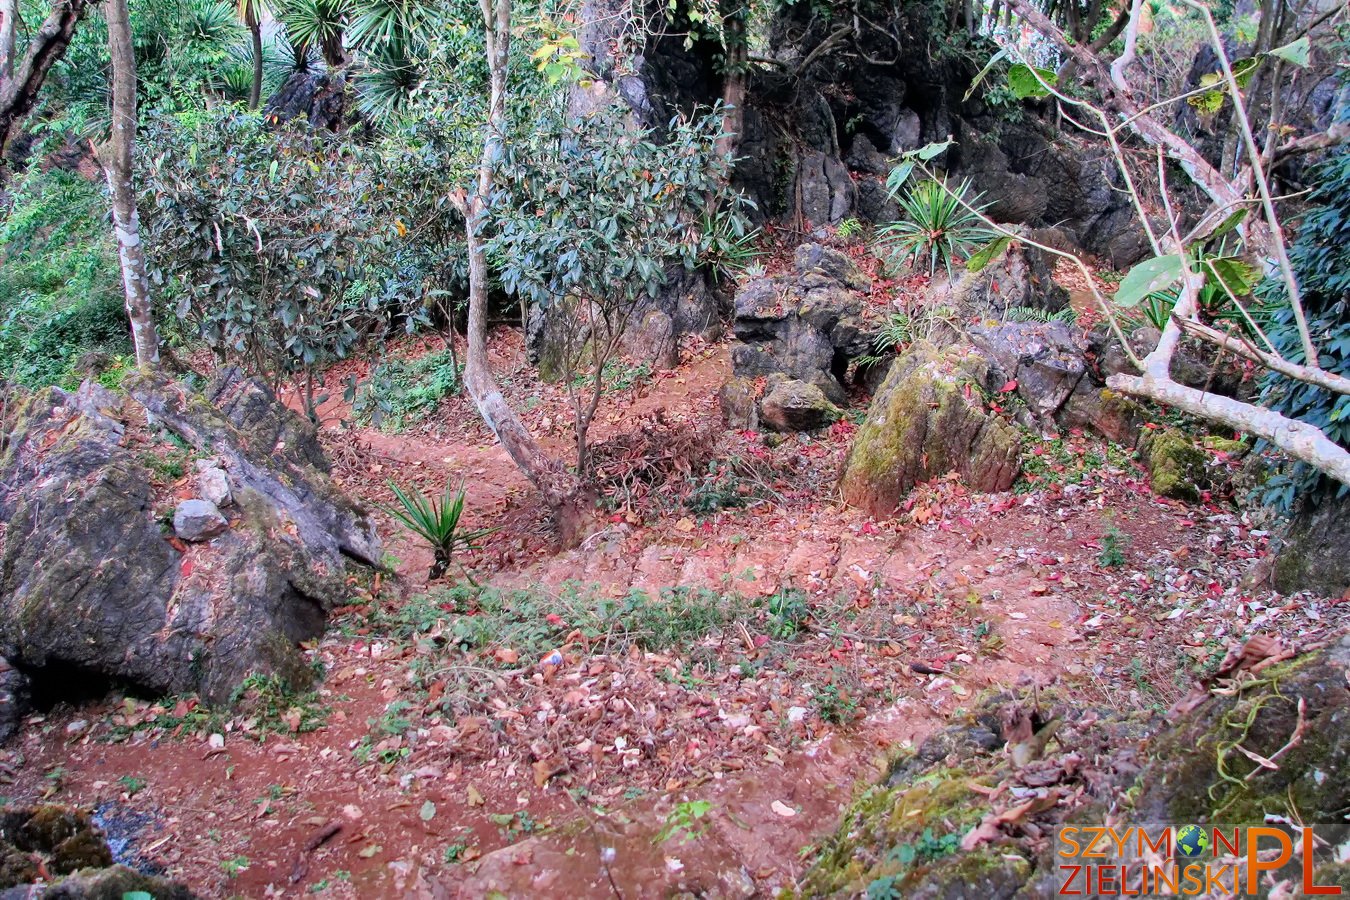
[878, 177, 996, 279]
[380, 480, 494, 579]
[486, 100, 744, 319]
[1255, 148, 1350, 507]
[138, 109, 403, 416]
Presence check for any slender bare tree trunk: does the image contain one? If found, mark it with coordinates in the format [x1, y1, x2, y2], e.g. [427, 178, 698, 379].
[714, 2, 746, 164]
[97, 0, 159, 369]
[247, 15, 264, 110]
[459, 0, 586, 538]
[0, 0, 18, 82]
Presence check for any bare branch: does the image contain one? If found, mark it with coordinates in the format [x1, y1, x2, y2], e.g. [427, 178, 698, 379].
[1177, 319, 1350, 396]
[1178, 0, 1316, 366]
[1005, 0, 1242, 214]
[1108, 0, 1145, 95]
[1109, 370, 1350, 486]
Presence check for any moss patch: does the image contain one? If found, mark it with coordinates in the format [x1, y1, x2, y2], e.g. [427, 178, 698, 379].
[802, 765, 993, 896]
[1132, 644, 1350, 824]
[1140, 427, 1206, 500]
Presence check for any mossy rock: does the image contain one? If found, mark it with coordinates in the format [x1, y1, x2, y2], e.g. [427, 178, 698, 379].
[841, 341, 1021, 515]
[42, 864, 197, 899]
[1132, 639, 1350, 824]
[0, 804, 110, 888]
[801, 768, 993, 896]
[1272, 493, 1350, 597]
[1201, 435, 1248, 457]
[1057, 384, 1147, 447]
[1139, 426, 1206, 500]
[759, 376, 841, 432]
[0, 804, 194, 896]
[0, 845, 39, 888]
[800, 644, 1349, 897]
[907, 849, 1033, 900]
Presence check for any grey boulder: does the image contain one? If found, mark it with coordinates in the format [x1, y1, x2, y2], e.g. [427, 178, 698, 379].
[173, 498, 228, 542]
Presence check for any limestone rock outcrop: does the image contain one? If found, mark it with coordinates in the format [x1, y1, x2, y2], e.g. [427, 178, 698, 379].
[840, 341, 1021, 515]
[0, 372, 379, 713]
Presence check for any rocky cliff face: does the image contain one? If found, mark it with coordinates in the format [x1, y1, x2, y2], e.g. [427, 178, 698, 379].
[575, 0, 1144, 263]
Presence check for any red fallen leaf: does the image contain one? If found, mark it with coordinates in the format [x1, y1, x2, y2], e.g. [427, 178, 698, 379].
[180, 558, 194, 577]
[998, 379, 1018, 393]
[545, 613, 564, 626]
[752, 634, 769, 648]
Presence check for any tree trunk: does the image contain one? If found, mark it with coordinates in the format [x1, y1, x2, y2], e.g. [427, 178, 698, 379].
[320, 32, 345, 68]
[714, 4, 746, 164]
[0, 0, 17, 81]
[248, 18, 263, 110]
[97, 0, 159, 369]
[460, 0, 588, 541]
[0, 0, 92, 164]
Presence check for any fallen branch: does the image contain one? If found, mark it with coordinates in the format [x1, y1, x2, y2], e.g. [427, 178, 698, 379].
[1175, 319, 1350, 396]
[288, 820, 343, 884]
[1106, 371, 1350, 487]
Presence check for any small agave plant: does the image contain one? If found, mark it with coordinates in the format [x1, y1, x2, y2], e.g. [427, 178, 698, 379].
[380, 481, 494, 580]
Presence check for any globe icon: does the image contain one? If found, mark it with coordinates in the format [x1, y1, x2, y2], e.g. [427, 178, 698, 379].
[1176, 825, 1210, 858]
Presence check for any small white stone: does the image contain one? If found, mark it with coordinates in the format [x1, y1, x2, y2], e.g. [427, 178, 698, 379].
[196, 466, 233, 507]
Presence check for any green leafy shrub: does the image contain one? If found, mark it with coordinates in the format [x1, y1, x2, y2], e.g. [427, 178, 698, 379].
[139, 109, 400, 419]
[655, 800, 713, 845]
[485, 100, 743, 475]
[812, 672, 860, 724]
[0, 170, 126, 387]
[1097, 525, 1128, 567]
[766, 586, 810, 639]
[354, 349, 460, 432]
[878, 178, 995, 278]
[1254, 147, 1350, 508]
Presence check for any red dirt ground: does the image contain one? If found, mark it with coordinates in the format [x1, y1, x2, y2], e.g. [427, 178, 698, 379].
[3, 328, 1346, 898]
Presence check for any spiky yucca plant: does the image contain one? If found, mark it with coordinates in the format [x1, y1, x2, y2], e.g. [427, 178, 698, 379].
[878, 178, 995, 279]
[381, 481, 493, 580]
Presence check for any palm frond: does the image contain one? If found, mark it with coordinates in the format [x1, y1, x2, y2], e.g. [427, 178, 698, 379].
[355, 38, 422, 122]
[276, 0, 351, 58]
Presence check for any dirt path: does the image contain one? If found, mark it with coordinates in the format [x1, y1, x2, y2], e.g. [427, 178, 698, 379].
[5, 337, 1346, 899]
